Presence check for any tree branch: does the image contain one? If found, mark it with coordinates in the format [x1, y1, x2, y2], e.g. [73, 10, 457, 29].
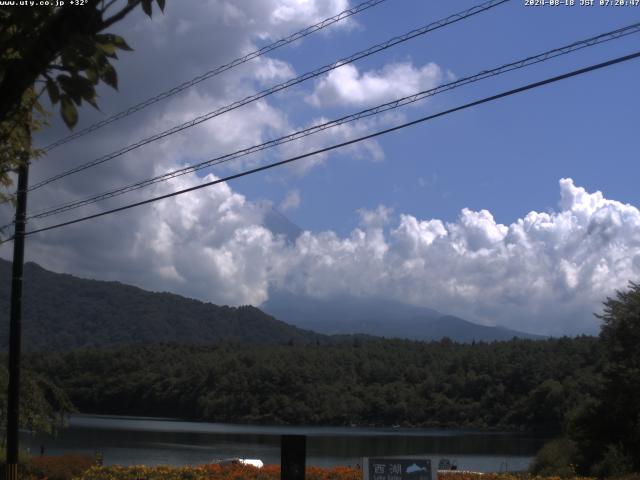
[100, 0, 141, 30]
[101, 0, 120, 14]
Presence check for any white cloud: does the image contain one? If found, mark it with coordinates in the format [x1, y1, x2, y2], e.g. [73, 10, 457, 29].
[268, 0, 350, 30]
[358, 204, 392, 228]
[275, 112, 399, 175]
[253, 57, 296, 85]
[308, 61, 445, 108]
[280, 190, 301, 211]
[5, 177, 640, 337]
[268, 179, 640, 335]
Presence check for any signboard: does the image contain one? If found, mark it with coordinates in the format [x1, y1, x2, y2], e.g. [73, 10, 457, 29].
[363, 458, 432, 480]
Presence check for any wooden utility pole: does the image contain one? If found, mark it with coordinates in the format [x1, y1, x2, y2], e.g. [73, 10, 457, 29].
[281, 435, 306, 480]
[5, 158, 29, 480]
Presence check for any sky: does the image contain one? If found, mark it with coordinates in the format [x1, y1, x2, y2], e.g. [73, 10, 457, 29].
[2, 0, 640, 336]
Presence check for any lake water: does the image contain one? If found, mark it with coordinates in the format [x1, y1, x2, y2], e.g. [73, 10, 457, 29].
[21, 415, 547, 472]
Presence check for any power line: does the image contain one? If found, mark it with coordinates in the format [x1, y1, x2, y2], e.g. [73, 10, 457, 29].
[41, 0, 390, 152]
[22, 22, 640, 222]
[7, 49, 637, 242]
[29, 0, 510, 192]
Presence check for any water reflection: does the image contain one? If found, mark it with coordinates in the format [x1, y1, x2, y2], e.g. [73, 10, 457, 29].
[22, 415, 547, 471]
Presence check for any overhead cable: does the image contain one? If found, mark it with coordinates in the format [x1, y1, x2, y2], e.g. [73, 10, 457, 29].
[7, 50, 637, 241]
[29, 0, 509, 191]
[41, 0, 390, 152]
[23, 21, 640, 222]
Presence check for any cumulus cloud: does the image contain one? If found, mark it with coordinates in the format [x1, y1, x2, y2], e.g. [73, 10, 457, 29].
[280, 190, 301, 211]
[273, 179, 640, 335]
[307, 61, 446, 108]
[275, 112, 399, 174]
[4, 177, 639, 336]
[253, 57, 296, 85]
[358, 205, 393, 228]
[268, 0, 350, 30]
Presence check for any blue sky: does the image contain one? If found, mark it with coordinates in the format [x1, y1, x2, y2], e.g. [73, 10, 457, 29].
[234, 0, 640, 234]
[2, 0, 639, 335]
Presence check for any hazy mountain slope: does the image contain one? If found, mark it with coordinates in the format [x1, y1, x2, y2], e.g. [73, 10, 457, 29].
[261, 206, 302, 244]
[0, 259, 324, 351]
[262, 290, 543, 342]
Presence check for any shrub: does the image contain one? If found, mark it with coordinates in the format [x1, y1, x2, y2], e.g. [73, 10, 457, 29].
[591, 444, 635, 478]
[530, 438, 578, 478]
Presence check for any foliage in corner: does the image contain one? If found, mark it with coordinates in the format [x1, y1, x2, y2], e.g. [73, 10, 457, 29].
[0, 0, 166, 199]
[0, 364, 76, 440]
[568, 282, 640, 476]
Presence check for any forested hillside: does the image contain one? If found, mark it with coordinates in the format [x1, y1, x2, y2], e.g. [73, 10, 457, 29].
[0, 260, 324, 350]
[27, 336, 600, 431]
[0, 259, 544, 350]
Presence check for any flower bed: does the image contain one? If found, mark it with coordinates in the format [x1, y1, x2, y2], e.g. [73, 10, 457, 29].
[75, 464, 361, 480]
[19, 460, 640, 480]
[22, 454, 96, 480]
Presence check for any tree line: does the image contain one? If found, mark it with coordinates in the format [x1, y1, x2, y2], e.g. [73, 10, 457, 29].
[25, 336, 599, 432]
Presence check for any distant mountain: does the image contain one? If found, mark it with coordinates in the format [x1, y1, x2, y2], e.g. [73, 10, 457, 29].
[261, 206, 303, 244]
[0, 259, 324, 351]
[261, 290, 544, 342]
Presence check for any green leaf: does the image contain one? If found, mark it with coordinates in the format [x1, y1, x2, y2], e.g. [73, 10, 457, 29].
[60, 95, 78, 129]
[58, 73, 97, 106]
[111, 34, 133, 51]
[156, 0, 165, 11]
[96, 34, 132, 52]
[95, 42, 118, 58]
[85, 67, 99, 85]
[45, 79, 59, 105]
[141, 0, 152, 17]
[93, 51, 110, 69]
[83, 92, 99, 110]
[60, 47, 91, 70]
[56, 74, 80, 105]
[100, 63, 118, 90]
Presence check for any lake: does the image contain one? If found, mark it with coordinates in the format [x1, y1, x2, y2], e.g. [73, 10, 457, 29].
[21, 415, 547, 471]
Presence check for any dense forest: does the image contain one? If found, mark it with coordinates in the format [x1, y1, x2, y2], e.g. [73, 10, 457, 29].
[26, 336, 600, 432]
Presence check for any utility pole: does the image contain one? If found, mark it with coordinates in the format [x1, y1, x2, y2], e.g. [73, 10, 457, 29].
[281, 435, 306, 480]
[5, 154, 29, 480]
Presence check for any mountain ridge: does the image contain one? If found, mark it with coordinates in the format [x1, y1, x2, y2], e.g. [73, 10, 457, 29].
[262, 290, 544, 342]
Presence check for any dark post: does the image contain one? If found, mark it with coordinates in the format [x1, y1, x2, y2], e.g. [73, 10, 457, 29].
[281, 435, 306, 480]
[5, 160, 29, 480]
